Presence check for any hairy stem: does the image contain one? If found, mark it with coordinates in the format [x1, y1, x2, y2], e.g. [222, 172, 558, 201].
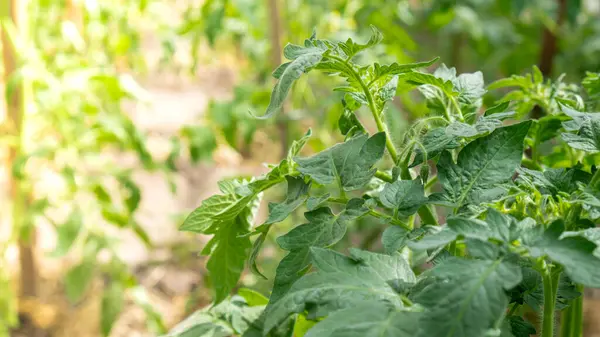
[507, 303, 520, 316]
[542, 267, 560, 337]
[329, 55, 399, 163]
[368, 210, 410, 230]
[560, 305, 573, 337]
[449, 96, 465, 122]
[571, 285, 584, 337]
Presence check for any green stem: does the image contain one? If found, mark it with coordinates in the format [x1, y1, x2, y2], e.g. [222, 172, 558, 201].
[327, 196, 349, 204]
[560, 306, 573, 337]
[571, 285, 584, 337]
[448, 241, 457, 256]
[329, 55, 399, 164]
[449, 96, 465, 122]
[418, 205, 438, 226]
[507, 303, 520, 317]
[375, 170, 393, 183]
[425, 175, 438, 190]
[368, 210, 410, 230]
[542, 267, 559, 337]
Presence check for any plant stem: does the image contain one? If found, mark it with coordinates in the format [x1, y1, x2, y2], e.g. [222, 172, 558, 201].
[560, 306, 573, 337]
[571, 285, 584, 337]
[449, 96, 465, 122]
[542, 267, 560, 337]
[507, 303, 520, 316]
[327, 196, 348, 204]
[375, 170, 393, 183]
[329, 55, 399, 164]
[368, 210, 410, 230]
[425, 175, 438, 190]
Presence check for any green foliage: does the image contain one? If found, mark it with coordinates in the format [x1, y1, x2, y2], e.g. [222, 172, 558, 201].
[174, 28, 600, 337]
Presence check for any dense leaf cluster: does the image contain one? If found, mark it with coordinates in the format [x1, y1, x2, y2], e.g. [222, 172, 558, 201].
[175, 28, 600, 337]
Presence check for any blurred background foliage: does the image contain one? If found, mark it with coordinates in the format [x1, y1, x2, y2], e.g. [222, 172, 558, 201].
[0, 0, 599, 336]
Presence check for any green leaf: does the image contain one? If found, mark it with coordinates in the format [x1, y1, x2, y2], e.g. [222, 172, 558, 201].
[237, 288, 269, 307]
[304, 302, 420, 337]
[407, 226, 457, 250]
[432, 121, 531, 210]
[338, 106, 366, 137]
[507, 316, 536, 337]
[264, 248, 411, 334]
[65, 259, 95, 303]
[287, 129, 312, 170]
[264, 176, 310, 225]
[525, 220, 600, 287]
[293, 314, 315, 337]
[306, 194, 330, 211]
[382, 226, 409, 253]
[517, 167, 591, 195]
[101, 282, 125, 337]
[50, 207, 83, 257]
[182, 175, 281, 234]
[205, 212, 253, 304]
[248, 229, 269, 280]
[447, 208, 516, 243]
[259, 45, 326, 119]
[411, 128, 460, 167]
[269, 248, 312, 303]
[380, 179, 427, 217]
[561, 119, 600, 153]
[276, 199, 369, 250]
[412, 257, 522, 337]
[337, 25, 383, 59]
[165, 296, 261, 337]
[118, 175, 141, 213]
[295, 133, 386, 191]
[180, 194, 240, 233]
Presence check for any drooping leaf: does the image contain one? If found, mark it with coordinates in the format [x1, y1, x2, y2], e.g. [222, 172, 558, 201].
[295, 133, 386, 191]
[259, 44, 326, 119]
[431, 121, 531, 210]
[517, 167, 591, 195]
[380, 179, 427, 217]
[205, 212, 253, 304]
[337, 25, 383, 59]
[264, 248, 412, 333]
[303, 302, 420, 337]
[269, 248, 312, 303]
[411, 128, 460, 166]
[524, 220, 600, 287]
[382, 226, 409, 253]
[408, 226, 457, 250]
[277, 199, 369, 251]
[270, 198, 370, 303]
[448, 208, 517, 243]
[507, 316, 536, 337]
[412, 257, 522, 337]
[165, 296, 262, 337]
[264, 176, 310, 225]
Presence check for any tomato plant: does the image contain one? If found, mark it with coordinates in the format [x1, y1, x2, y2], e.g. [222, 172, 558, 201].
[174, 28, 600, 337]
